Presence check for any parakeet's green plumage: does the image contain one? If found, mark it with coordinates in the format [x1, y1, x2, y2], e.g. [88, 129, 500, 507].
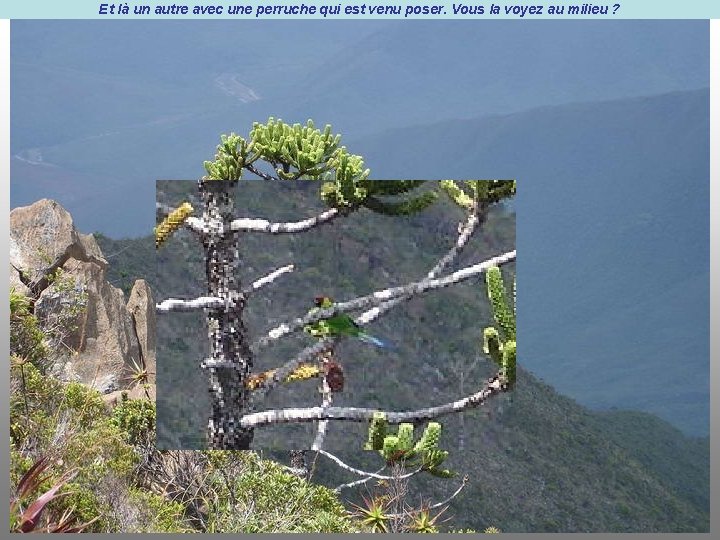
[304, 296, 391, 348]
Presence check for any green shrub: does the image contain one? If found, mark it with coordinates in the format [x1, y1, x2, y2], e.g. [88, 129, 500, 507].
[127, 489, 193, 532]
[63, 484, 108, 532]
[10, 287, 49, 371]
[62, 381, 107, 428]
[9, 363, 366, 533]
[111, 395, 156, 446]
[201, 451, 359, 533]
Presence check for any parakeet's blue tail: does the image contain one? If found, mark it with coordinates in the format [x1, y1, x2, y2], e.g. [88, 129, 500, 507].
[358, 333, 395, 349]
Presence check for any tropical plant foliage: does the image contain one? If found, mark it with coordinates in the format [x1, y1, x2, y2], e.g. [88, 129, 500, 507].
[202, 118, 442, 216]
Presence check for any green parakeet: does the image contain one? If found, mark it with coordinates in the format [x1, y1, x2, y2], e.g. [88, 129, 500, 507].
[304, 296, 393, 349]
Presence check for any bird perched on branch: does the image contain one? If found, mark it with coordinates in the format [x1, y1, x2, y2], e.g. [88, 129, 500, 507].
[304, 296, 393, 349]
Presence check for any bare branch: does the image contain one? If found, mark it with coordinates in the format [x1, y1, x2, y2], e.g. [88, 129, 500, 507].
[156, 292, 243, 313]
[251, 337, 337, 404]
[334, 466, 388, 493]
[180, 206, 342, 237]
[316, 449, 422, 481]
[244, 163, 277, 181]
[244, 375, 506, 428]
[230, 207, 340, 234]
[426, 203, 484, 281]
[184, 216, 207, 234]
[425, 474, 469, 511]
[311, 376, 333, 452]
[255, 250, 516, 349]
[357, 207, 484, 326]
[243, 264, 295, 295]
[382, 475, 469, 520]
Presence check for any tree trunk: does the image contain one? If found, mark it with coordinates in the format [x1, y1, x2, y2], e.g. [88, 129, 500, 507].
[199, 180, 254, 450]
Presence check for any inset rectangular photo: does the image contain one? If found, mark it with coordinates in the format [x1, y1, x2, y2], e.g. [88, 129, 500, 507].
[155, 174, 516, 457]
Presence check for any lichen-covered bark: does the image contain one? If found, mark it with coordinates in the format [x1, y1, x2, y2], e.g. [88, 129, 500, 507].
[198, 180, 254, 450]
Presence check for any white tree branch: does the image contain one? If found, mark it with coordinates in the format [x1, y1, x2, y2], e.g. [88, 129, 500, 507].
[167, 207, 341, 237]
[311, 376, 333, 452]
[315, 449, 422, 482]
[425, 475, 469, 511]
[356, 207, 483, 326]
[230, 207, 340, 233]
[245, 375, 506, 428]
[156, 291, 243, 313]
[157, 264, 294, 313]
[426, 203, 483, 281]
[184, 216, 207, 234]
[243, 264, 295, 295]
[254, 249, 516, 349]
[333, 467, 388, 493]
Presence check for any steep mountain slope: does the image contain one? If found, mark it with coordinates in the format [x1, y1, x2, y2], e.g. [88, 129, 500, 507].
[352, 88, 710, 436]
[93, 181, 709, 531]
[437, 367, 709, 532]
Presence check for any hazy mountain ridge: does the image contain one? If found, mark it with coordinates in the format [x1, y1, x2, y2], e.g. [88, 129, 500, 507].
[351, 88, 710, 436]
[290, 20, 709, 138]
[10, 20, 708, 236]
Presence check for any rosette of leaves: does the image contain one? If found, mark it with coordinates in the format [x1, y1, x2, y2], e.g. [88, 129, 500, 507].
[364, 417, 455, 478]
[349, 494, 390, 533]
[409, 504, 450, 533]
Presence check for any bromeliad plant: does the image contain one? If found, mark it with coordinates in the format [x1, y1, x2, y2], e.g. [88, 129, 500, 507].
[10, 455, 97, 533]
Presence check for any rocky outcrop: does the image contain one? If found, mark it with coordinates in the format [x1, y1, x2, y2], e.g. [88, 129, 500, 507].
[127, 280, 156, 368]
[10, 199, 155, 402]
[103, 280, 157, 405]
[10, 199, 107, 296]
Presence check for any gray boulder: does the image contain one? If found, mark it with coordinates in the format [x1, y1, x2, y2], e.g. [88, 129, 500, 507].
[10, 199, 155, 400]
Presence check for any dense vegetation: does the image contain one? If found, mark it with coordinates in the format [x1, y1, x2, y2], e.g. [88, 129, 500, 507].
[9, 361, 361, 532]
[10, 287, 385, 533]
